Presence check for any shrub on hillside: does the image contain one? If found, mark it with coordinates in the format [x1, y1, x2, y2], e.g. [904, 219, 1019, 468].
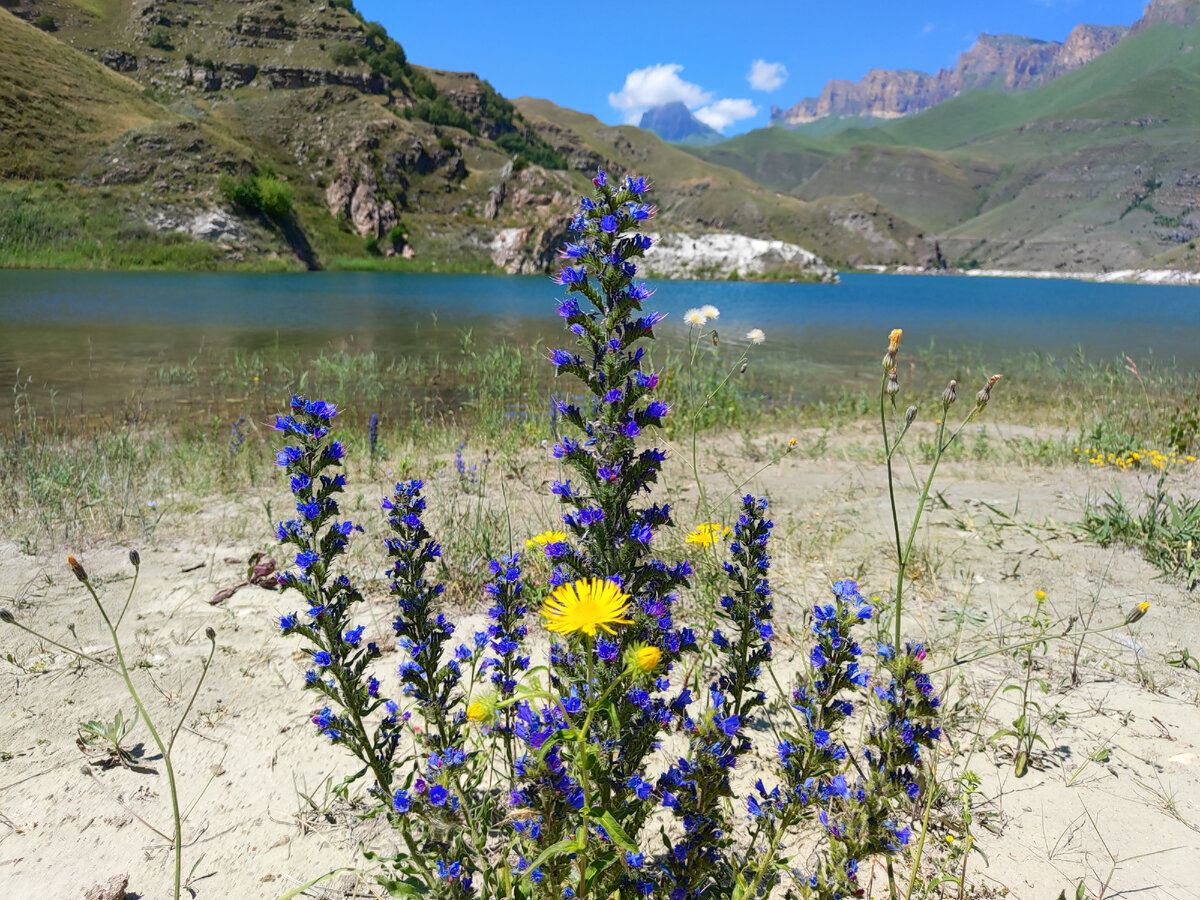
[34, 13, 56, 31]
[219, 173, 293, 223]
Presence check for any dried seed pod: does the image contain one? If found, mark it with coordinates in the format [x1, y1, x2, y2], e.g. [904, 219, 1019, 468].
[711, 330, 719, 347]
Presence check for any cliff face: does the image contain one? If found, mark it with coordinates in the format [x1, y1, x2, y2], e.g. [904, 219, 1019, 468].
[1133, 0, 1200, 30]
[771, 25, 1127, 126]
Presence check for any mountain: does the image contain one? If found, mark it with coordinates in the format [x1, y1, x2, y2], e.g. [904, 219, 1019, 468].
[638, 102, 721, 145]
[689, 7, 1200, 273]
[771, 25, 1127, 127]
[0, 2, 931, 274]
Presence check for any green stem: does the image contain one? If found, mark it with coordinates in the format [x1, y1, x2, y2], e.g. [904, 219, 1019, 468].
[880, 375, 905, 647]
[84, 574, 184, 900]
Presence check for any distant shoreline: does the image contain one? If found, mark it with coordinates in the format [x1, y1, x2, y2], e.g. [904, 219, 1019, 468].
[852, 264, 1200, 286]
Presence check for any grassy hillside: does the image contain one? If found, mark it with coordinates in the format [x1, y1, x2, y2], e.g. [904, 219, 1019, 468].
[515, 98, 936, 268]
[0, 9, 163, 178]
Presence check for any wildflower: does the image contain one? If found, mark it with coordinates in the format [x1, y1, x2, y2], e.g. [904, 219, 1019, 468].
[883, 327, 902, 369]
[628, 643, 663, 674]
[67, 555, 88, 583]
[942, 380, 957, 407]
[526, 530, 568, 550]
[541, 578, 632, 637]
[467, 696, 496, 725]
[746, 328, 766, 344]
[1034, 590, 1046, 602]
[886, 367, 899, 397]
[1125, 601, 1150, 624]
[699, 304, 720, 320]
[976, 374, 1002, 408]
[685, 523, 731, 546]
[684, 308, 707, 326]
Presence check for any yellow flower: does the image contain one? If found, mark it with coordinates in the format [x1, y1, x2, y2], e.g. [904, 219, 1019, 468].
[685, 523, 731, 546]
[1124, 601, 1150, 625]
[1034, 590, 1046, 602]
[526, 530, 567, 550]
[542, 578, 632, 637]
[629, 643, 663, 674]
[946, 835, 956, 844]
[467, 697, 495, 725]
[888, 328, 903, 353]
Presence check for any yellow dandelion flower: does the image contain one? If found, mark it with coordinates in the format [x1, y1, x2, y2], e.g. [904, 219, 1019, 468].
[946, 835, 956, 844]
[888, 328, 903, 353]
[626, 643, 663, 674]
[526, 530, 567, 550]
[685, 523, 732, 546]
[1035, 590, 1046, 602]
[542, 578, 632, 637]
[467, 696, 495, 725]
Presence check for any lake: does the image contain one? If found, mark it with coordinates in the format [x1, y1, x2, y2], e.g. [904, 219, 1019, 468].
[0, 270, 1194, 424]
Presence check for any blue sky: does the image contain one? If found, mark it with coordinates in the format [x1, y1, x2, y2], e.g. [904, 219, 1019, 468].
[358, 0, 1148, 135]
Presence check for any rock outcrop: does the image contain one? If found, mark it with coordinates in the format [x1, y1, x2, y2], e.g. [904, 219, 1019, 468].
[771, 25, 1127, 126]
[325, 163, 399, 240]
[642, 232, 838, 282]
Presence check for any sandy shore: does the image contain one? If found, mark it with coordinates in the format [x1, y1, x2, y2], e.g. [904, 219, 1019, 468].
[1, 423, 1198, 898]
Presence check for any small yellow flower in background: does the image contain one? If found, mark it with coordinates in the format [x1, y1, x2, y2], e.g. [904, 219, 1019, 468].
[888, 328, 903, 353]
[467, 695, 496, 725]
[526, 530, 567, 550]
[626, 643, 663, 675]
[684, 308, 708, 326]
[788, 437, 797, 448]
[1124, 601, 1151, 625]
[1035, 590, 1046, 602]
[946, 835, 956, 844]
[746, 328, 766, 345]
[542, 578, 632, 637]
[685, 523, 732, 546]
[699, 304, 720, 321]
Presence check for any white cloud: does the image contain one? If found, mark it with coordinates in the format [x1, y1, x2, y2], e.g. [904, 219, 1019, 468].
[920, 22, 936, 36]
[746, 59, 788, 92]
[608, 63, 713, 124]
[693, 98, 760, 133]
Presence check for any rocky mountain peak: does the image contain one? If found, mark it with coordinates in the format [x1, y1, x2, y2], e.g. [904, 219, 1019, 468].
[771, 19, 1127, 127]
[638, 102, 720, 143]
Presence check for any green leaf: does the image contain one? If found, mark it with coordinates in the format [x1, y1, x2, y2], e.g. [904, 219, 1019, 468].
[527, 837, 583, 874]
[593, 808, 637, 852]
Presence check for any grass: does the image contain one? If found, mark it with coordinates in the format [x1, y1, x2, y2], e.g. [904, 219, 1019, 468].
[6, 332, 1197, 558]
[1081, 473, 1200, 587]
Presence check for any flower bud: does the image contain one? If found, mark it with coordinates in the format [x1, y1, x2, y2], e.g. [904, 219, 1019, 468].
[885, 368, 899, 397]
[1124, 601, 1150, 625]
[711, 330, 719, 347]
[883, 328, 903, 369]
[0, 608, 15, 624]
[904, 405, 918, 426]
[976, 374, 1002, 408]
[205, 626, 217, 641]
[129, 549, 141, 568]
[739, 360, 748, 374]
[942, 380, 957, 407]
[67, 555, 88, 583]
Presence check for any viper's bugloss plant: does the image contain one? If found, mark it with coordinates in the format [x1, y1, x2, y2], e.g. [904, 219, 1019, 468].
[268, 174, 958, 900]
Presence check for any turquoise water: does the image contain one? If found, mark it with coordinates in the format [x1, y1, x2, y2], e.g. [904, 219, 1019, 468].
[0, 270, 1193, 417]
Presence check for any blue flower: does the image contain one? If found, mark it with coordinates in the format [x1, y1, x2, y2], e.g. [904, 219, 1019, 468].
[600, 214, 617, 233]
[429, 785, 449, 806]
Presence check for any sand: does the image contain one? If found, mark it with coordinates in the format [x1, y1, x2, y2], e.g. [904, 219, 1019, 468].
[1, 423, 1198, 899]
